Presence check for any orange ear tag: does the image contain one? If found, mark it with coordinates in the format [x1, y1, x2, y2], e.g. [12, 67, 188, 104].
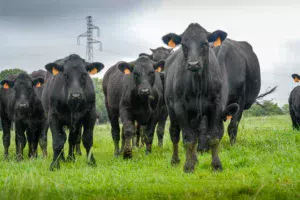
[3, 83, 9, 89]
[168, 39, 176, 48]
[294, 77, 299, 82]
[214, 37, 222, 47]
[156, 67, 162, 73]
[52, 68, 59, 75]
[36, 82, 41, 88]
[89, 67, 98, 75]
[124, 68, 131, 75]
[226, 115, 232, 121]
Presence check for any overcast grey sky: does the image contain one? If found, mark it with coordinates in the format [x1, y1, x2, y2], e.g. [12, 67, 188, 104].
[1, 0, 300, 105]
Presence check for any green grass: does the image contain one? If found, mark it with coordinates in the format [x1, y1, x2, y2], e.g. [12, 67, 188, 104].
[0, 115, 299, 200]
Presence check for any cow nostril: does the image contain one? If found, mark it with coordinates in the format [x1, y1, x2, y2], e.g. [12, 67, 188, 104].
[140, 89, 150, 95]
[18, 103, 28, 108]
[188, 61, 199, 67]
[71, 93, 82, 99]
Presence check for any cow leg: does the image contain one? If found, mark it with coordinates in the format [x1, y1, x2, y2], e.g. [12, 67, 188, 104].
[82, 113, 97, 166]
[120, 109, 134, 159]
[120, 126, 125, 154]
[39, 119, 48, 157]
[132, 123, 137, 148]
[168, 109, 181, 165]
[136, 124, 141, 147]
[109, 115, 120, 157]
[2, 119, 11, 160]
[144, 117, 158, 154]
[27, 128, 38, 158]
[290, 110, 300, 130]
[157, 107, 168, 148]
[49, 114, 66, 171]
[228, 103, 244, 145]
[67, 123, 81, 162]
[182, 127, 198, 173]
[197, 116, 209, 153]
[207, 107, 224, 171]
[15, 122, 27, 162]
[75, 126, 82, 155]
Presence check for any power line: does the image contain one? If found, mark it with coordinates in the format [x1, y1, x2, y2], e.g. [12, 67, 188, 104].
[77, 16, 102, 62]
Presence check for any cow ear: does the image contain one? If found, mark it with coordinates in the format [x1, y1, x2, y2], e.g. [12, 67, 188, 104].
[292, 74, 300, 83]
[32, 78, 44, 88]
[153, 60, 165, 73]
[139, 53, 153, 60]
[86, 62, 105, 75]
[45, 63, 63, 76]
[207, 30, 227, 47]
[162, 33, 182, 48]
[1, 80, 14, 89]
[118, 62, 134, 75]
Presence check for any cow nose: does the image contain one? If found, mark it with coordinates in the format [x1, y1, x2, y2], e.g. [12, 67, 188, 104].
[188, 61, 201, 71]
[70, 93, 82, 99]
[18, 103, 28, 108]
[140, 88, 150, 95]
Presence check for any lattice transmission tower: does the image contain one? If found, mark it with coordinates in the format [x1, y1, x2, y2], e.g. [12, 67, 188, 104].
[77, 16, 102, 62]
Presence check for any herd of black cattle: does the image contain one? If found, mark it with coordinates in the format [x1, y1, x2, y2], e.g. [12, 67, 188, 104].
[0, 23, 296, 173]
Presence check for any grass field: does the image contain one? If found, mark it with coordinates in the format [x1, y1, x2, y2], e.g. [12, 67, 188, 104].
[0, 115, 299, 200]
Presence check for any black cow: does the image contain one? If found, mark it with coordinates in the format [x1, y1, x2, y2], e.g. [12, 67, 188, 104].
[0, 73, 46, 160]
[289, 74, 300, 130]
[42, 54, 104, 170]
[137, 47, 172, 147]
[103, 56, 165, 158]
[210, 37, 261, 146]
[162, 23, 239, 172]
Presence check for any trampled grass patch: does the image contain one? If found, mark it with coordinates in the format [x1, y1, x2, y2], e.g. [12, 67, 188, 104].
[0, 115, 299, 199]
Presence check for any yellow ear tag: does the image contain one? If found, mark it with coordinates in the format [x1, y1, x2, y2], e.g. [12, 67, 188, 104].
[294, 77, 299, 82]
[124, 68, 131, 75]
[36, 82, 41, 88]
[168, 39, 176, 48]
[52, 68, 59, 76]
[156, 67, 162, 73]
[214, 37, 222, 47]
[89, 67, 98, 75]
[226, 115, 232, 121]
[3, 83, 9, 89]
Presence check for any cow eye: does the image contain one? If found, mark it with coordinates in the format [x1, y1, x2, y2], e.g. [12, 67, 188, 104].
[63, 74, 68, 80]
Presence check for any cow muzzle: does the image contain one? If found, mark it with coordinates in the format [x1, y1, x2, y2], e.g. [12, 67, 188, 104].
[70, 93, 82, 100]
[187, 61, 202, 72]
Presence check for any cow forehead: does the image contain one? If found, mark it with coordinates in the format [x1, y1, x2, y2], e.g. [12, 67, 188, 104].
[64, 59, 86, 73]
[181, 23, 208, 44]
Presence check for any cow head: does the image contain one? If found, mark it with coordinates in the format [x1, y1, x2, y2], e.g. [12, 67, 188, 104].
[139, 47, 172, 62]
[45, 54, 104, 109]
[1, 73, 44, 117]
[118, 56, 165, 98]
[292, 74, 300, 82]
[162, 23, 227, 72]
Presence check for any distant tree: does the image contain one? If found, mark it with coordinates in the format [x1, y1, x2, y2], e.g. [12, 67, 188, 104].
[92, 78, 109, 123]
[244, 101, 284, 117]
[0, 68, 25, 80]
[281, 104, 289, 115]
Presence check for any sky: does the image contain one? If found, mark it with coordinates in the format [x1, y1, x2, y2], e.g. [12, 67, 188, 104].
[0, 0, 300, 105]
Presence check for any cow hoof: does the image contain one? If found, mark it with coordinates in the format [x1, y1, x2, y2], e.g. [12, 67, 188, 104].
[184, 162, 195, 173]
[17, 156, 23, 162]
[123, 150, 132, 159]
[197, 148, 209, 155]
[145, 150, 152, 155]
[230, 138, 236, 146]
[212, 163, 223, 171]
[171, 157, 180, 166]
[87, 159, 97, 167]
[42, 152, 48, 158]
[66, 156, 75, 162]
[158, 141, 163, 148]
[76, 151, 82, 156]
[4, 154, 9, 161]
[50, 162, 60, 171]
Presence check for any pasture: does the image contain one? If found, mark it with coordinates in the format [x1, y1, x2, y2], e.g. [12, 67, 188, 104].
[0, 115, 299, 200]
